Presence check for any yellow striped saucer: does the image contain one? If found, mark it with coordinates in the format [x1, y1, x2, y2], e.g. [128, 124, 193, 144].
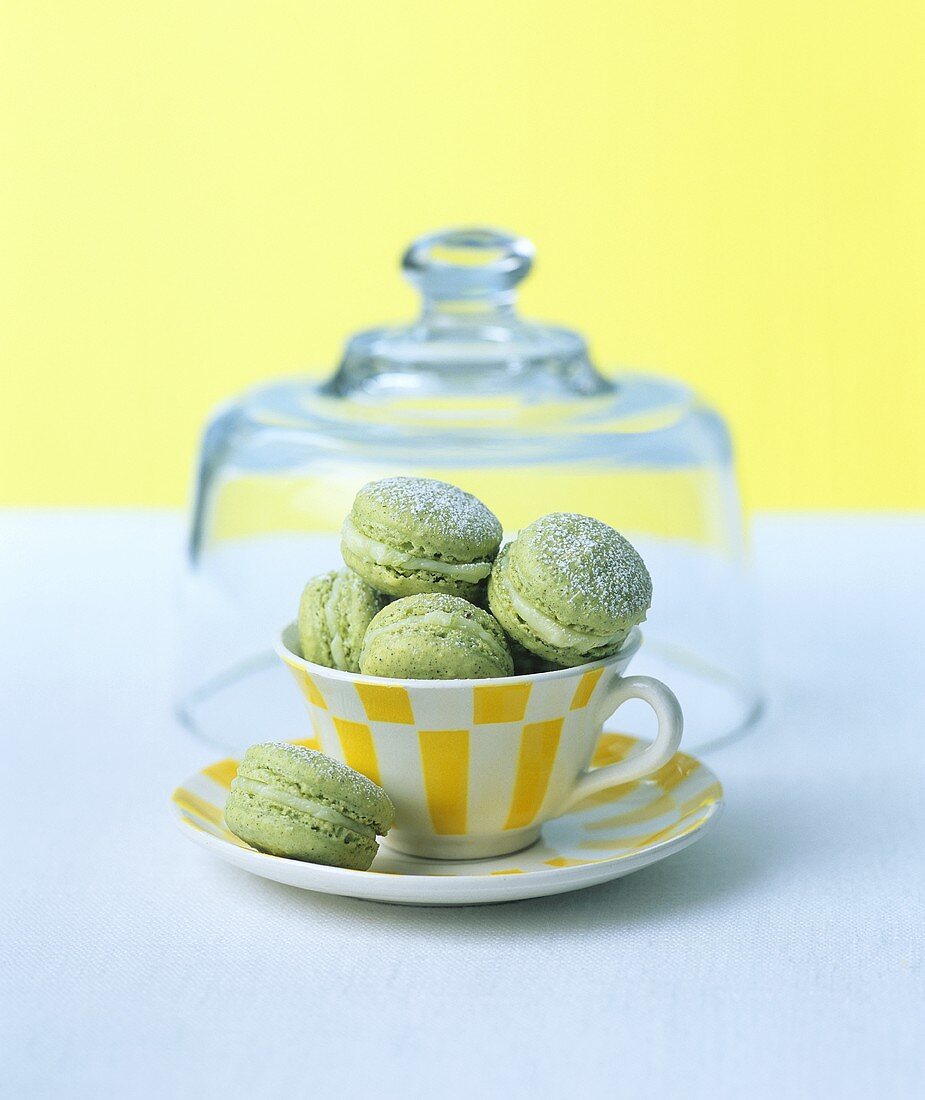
[171, 734, 723, 906]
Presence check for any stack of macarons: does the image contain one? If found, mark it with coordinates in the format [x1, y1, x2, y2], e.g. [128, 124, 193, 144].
[297, 475, 653, 679]
[225, 479, 653, 869]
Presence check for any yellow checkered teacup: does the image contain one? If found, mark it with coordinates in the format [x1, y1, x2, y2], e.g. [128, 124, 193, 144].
[276, 624, 682, 859]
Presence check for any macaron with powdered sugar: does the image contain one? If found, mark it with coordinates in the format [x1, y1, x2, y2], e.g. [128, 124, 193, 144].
[487, 513, 652, 667]
[341, 477, 502, 601]
[224, 742, 395, 871]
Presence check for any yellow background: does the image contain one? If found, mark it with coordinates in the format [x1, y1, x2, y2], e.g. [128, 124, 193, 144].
[2, 1, 923, 510]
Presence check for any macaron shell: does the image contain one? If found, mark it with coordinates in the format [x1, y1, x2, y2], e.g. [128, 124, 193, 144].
[234, 742, 394, 835]
[348, 477, 503, 564]
[225, 786, 378, 871]
[505, 513, 652, 634]
[359, 593, 514, 679]
[360, 624, 511, 679]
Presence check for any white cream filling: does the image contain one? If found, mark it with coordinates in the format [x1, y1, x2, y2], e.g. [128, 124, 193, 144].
[503, 561, 626, 654]
[233, 777, 376, 839]
[365, 609, 511, 667]
[342, 518, 492, 582]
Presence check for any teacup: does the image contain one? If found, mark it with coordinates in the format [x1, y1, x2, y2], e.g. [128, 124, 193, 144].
[276, 624, 683, 860]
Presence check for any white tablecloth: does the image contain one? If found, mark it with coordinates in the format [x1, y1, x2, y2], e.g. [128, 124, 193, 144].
[1, 512, 922, 1098]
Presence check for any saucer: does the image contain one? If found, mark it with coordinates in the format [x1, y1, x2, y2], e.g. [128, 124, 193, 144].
[171, 734, 723, 906]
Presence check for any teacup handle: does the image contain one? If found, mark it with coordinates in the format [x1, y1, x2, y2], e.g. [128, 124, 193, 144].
[560, 675, 683, 811]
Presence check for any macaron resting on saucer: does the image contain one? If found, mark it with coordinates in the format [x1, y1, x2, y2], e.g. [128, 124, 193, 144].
[488, 512, 652, 667]
[342, 477, 503, 601]
[298, 568, 386, 673]
[224, 742, 395, 871]
[359, 593, 514, 679]
[173, 735, 723, 906]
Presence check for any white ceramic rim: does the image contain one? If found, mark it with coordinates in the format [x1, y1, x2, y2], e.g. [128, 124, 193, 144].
[274, 622, 643, 688]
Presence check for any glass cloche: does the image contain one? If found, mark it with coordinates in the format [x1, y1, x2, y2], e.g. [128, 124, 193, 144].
[178, 227, 762, 752]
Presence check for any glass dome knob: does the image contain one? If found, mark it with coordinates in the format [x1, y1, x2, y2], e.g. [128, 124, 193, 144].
[402, 227, 535, 305]
[327, 225, 603, 397]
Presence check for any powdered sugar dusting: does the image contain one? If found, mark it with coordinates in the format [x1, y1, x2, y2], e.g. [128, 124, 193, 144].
[519, 513, 652, 623]
[358, 477, 502, 546]
[244, 742, 394, 826]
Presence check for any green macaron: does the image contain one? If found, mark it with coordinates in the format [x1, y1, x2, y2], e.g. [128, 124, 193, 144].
[298, 568, 387, 673]
[341, 477, 503, 601]
[487, 513, 652, 667]
[359, 593, 514, 679]
[224, 742, 395, 871]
